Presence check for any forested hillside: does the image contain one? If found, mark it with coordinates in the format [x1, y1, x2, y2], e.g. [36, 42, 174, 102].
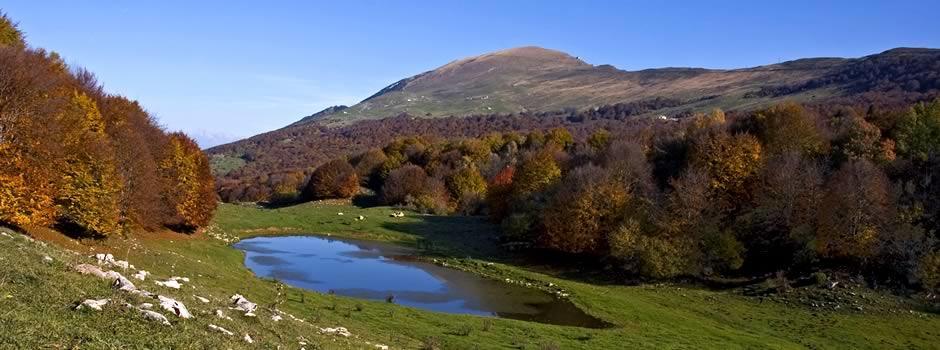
[296, 100, 940, 292]
[210, 47, 940, 202]
[0, 13, 216, 236]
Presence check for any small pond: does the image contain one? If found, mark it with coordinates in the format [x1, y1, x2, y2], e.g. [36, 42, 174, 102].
[234, 235, 610, 328]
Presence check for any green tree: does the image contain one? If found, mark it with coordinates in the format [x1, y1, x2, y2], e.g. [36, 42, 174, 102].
[894, 99, 940, 161]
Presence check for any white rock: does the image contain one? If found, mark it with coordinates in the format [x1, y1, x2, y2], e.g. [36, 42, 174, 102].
[139, 303, 153, 309]
[155, 279, 182, 289]
[337, 212, 344, 216]
[132, 270, 150, 281]
[74, 264, 109, 279]
[215, 309, 233, 320]
[208, 324, 234, 336]
[76, 298, 109, 311]
[158, 295, 193, 319]
[169, 276, 190, 283]
[319, 327, 352, 337]
[243, 334, 254, 344]
[271, 314, 283, 322]
[230, 294, 257, 314]
[374, 344, 389, 350]
[42, 256, 53, 263]
[0, 231, 10, 237]
[140, 309, 171, 326]
[113, 275, 137, 292]
[194, 295, 210, 303]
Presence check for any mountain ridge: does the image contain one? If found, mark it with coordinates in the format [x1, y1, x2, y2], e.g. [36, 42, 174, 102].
[288, 46, 939, 127]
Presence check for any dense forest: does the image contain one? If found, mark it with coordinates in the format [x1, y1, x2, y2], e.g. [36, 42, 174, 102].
[213, 92, 930, 203]
[0, 13, 216, 237]
[291, 99, 940, 292]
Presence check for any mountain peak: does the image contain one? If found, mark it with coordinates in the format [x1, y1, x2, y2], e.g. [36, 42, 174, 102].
[436, 46, 588, 74]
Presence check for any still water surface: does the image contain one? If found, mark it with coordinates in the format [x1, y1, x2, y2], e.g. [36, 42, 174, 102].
[234, 235, 609, 328]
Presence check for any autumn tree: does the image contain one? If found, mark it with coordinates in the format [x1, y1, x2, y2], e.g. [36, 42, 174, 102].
[351, 148, 387, 188]
[53, 91, 122, 236]
[0, 49, 61, 227]
[382, 164, 429, 205]
[831, 109, 895, 164]
[0, 12, 25, 48]
[542, 165, 629, 254]
[485, 165, 515, 221]
[816, 160, 894, 261]
[446, 165, 487, 212]
[751, 102, 826, 157]
[304, 159, 359, 200]
[382, 164, 453, 214]
[743, 152, 823, 269]
[587, 129, 611, 151]
[97, 95, 167, 229]
[690, 131, 763, 198]
[545, 127, 574, 150]
[160, 133, 217, 231]
[511, 149, 561, 198]
[610, 168, 712, 278]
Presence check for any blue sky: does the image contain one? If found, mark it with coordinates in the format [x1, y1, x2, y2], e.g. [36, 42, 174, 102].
[3, 1, 939, 147]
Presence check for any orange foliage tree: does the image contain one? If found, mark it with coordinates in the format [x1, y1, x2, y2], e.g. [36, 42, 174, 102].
[304, 159, 359, 200]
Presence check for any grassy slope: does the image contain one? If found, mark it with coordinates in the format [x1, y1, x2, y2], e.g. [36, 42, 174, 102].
[1, 203, 938, 349]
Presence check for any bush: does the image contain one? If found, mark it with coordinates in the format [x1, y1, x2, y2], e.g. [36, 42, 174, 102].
[304, 159, 359, 200]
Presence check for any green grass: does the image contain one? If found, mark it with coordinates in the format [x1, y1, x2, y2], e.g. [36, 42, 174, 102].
[209, 153, 246, 176]
[2, 204, 939, 349]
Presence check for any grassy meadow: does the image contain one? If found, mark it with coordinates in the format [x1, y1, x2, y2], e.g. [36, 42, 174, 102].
[0, 202, 938, 349]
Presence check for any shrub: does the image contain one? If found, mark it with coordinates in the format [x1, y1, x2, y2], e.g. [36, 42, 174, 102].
[304, 159, 359, 200]
[919, 251, 940, 293]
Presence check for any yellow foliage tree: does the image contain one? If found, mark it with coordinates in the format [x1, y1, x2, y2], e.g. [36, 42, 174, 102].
[691, 132, 763, 196]
[160, 133, 217, 231]
[54, 91, 121, 236]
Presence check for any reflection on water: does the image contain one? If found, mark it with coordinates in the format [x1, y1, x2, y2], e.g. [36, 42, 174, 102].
[234, 236, 610, 328]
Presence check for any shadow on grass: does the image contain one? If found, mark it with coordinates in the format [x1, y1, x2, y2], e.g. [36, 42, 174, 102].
[379, 215, 640, 286]
[379, 215, 506, 259]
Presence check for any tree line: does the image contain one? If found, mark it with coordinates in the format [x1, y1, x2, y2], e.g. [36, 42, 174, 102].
[0, 13, 216, 237]
[300, 99, 940, 292]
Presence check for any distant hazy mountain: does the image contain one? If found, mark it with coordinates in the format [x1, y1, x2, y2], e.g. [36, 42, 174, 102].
[289, 46, 940, 126]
